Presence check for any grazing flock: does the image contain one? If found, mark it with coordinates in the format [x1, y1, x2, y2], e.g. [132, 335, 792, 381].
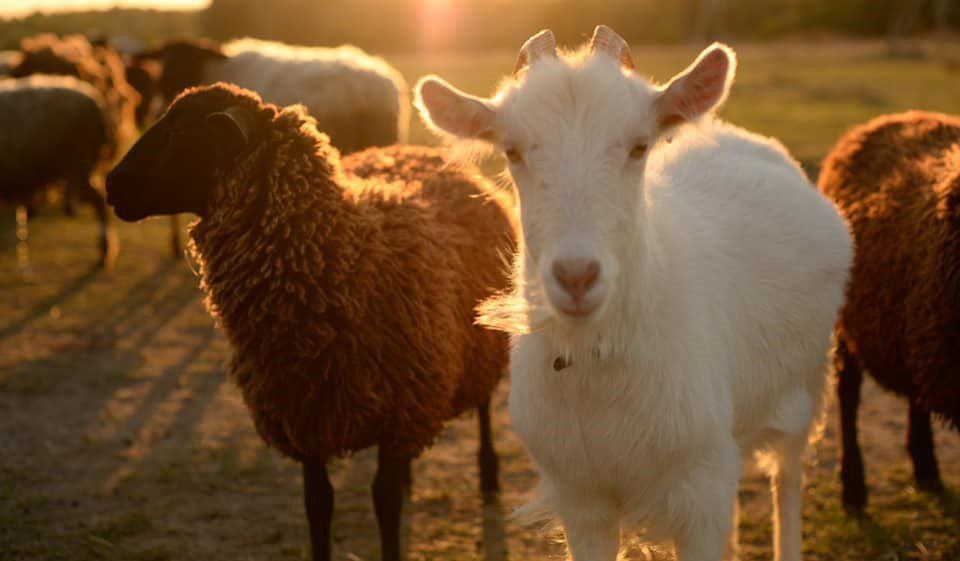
[1, 23, 957, 561]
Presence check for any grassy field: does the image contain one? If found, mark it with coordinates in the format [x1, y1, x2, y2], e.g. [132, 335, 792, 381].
[1, 40, 959, 561]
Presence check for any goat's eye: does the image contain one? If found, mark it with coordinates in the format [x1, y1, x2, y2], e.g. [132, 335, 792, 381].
[504, 147, 523, 163]
[629, 143, 648, 159]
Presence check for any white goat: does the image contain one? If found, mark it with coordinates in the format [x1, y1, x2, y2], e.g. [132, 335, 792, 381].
[415, 26, 852, 561]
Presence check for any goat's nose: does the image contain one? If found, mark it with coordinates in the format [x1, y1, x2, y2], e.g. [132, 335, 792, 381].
[552, 258, 600, 302]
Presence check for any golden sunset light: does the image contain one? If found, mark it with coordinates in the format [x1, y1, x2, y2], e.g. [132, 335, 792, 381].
[1, 1, 958, 560]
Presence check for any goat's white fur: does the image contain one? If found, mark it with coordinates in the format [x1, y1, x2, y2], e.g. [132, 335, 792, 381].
[416, 31, 851, 561]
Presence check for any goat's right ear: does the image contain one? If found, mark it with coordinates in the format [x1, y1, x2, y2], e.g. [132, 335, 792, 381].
[656, 43, 736, 132]
[415, 76, 497, 141]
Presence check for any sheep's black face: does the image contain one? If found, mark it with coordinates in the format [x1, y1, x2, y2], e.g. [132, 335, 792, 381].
[136, 41, 226, 104]
[106, 87, 257, 222]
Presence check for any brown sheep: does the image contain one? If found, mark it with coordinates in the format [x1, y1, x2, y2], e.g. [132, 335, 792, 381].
[818, 110, 960, 513]
[104, 83, 515, 561]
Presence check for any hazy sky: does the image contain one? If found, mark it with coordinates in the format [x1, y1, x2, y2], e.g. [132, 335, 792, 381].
[0, 0, 209, 17]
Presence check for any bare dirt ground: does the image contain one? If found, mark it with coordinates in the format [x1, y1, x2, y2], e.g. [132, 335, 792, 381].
[1, 211, 957, 561]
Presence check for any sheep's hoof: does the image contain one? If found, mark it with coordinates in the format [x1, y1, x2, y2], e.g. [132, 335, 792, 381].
[916, 477, 945, 495]
[841, 484, 867, 516]
[842, 498, 867, 518]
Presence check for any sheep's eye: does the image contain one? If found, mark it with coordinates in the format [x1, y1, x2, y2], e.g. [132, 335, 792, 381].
[629, 144, 648, 159]
[504, 147, 522, 163]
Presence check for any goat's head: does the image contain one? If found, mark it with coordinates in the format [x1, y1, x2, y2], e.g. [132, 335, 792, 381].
[416, 26, 736, 325]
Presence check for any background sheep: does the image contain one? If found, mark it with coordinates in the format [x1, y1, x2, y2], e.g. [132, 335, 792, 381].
[134, 37, 409, 153]
[417, 27, 852, 561]
[0, 50, 21, 76]
[104, 84, 514, 561]
[90, 34, 161, 127]
[9, 34, 192, 257]
[818, 110, 960, 513]
[12, 34, 140, 158]
[122, 60, 160, 127]
[0, 75, 117, 268]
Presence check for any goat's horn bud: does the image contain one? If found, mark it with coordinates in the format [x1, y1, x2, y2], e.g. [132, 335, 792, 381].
[590, 25, 634, 70]
[515, 29, 558, 75]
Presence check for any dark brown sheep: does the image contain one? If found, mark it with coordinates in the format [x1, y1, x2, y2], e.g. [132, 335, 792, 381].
[105, 83, 515, 561]
[818, 110, 960, 513]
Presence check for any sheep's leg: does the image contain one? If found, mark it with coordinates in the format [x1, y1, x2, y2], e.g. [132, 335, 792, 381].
[63, 188, 76, 217]
[478, 400, 500, 500]
[15, 205, 30, 271]
[559, 503, 620, 561]
[302, 459, 334, 561]
[169, 214, 182, 258]
[771, 436, 805, 561]
[834, 335, 867, 513]
[373, 448, 412, 561]
[907, 402, 943, 493]
[70, 178, 117, 269]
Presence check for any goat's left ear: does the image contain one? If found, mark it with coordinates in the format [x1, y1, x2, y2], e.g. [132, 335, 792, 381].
[415, 76, 497, 141]
[206, 106, 251, 159]
[656, 43, 736, 132]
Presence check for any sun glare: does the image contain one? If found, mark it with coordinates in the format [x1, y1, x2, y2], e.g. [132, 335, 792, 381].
[419, 0, 459, 49]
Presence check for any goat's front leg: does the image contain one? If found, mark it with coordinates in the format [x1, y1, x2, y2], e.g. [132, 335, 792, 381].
[558, 499, 620, 561]
[672, 443, 740, 561]
[771, 435, 806, 561]
[723, 494, 740, 561]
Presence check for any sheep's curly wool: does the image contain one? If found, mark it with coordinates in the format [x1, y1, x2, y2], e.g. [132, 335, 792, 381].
[189, 95, 515, 461]
[819, 110, 960, 427]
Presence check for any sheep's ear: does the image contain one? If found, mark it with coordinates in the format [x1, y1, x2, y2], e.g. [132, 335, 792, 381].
[415, 76, 497, 142]
[206, 106, 250, 158]
[656, 43, 736, 132]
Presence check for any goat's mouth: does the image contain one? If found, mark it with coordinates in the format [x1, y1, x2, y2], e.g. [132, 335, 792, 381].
[555, 303, 597, 320]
